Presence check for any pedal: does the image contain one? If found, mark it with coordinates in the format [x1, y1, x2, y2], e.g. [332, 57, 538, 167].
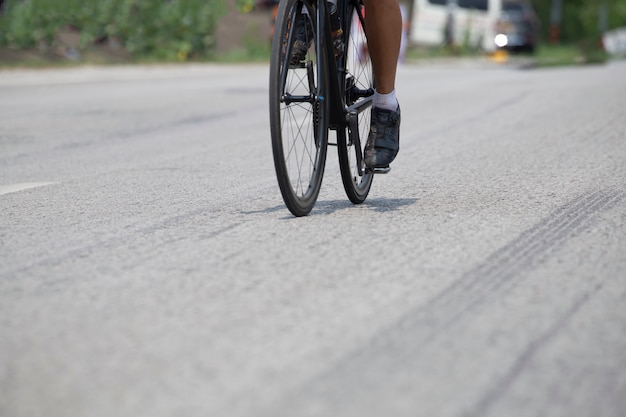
[367, 166, 391, 174]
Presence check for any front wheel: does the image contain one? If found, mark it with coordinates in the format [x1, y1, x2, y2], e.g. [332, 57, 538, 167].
[337, 5, 374, 204]
[269, 0, 329, 217]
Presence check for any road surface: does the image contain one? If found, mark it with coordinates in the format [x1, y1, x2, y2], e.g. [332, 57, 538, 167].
[1, 59, 625, 417]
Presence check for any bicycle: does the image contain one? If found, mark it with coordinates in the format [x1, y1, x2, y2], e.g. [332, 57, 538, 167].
[269, 0, 387, 217]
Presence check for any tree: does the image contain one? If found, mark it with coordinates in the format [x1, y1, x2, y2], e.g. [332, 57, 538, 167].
[531, 0, 626, 45]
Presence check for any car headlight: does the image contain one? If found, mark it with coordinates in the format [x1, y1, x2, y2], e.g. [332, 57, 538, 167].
[495, 34, 508, 47]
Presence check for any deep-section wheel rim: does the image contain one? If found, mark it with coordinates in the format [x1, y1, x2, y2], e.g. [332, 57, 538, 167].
[338, 5, 373, 203]
[270, 0, 328, 216]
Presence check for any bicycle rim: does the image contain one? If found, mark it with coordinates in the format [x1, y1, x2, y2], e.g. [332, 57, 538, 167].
[269, 0, 328, 217]
[338, 4, 374, 204]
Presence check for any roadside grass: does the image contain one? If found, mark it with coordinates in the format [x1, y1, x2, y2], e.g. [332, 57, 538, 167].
[213, 36, 271, 63]
[406, 45, 483, 60]
[0, 44, 134, 69]
[532, 44, 607, 67]
[1, 41, 617, 69]
[0, 45, 270, 69]
[406, 43, 615, 68]
[0, 32, 272, 68]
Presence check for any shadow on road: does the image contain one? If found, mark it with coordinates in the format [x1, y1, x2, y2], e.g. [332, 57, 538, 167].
[298, 197, 420, 216]
[243, 198, 419, 218]
[338, 197, 419, 213]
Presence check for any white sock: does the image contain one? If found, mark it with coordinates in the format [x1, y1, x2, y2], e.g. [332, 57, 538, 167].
[373, 89, 398, 111]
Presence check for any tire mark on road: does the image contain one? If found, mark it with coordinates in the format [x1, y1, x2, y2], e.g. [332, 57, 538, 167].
[374, 189, 623, 354]
[428, 189, 623, 325]
[465, 283, 604, 417]
[259, 189, 624, 415]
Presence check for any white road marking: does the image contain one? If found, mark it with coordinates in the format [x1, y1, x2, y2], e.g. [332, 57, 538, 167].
[0, 182, 59, 196]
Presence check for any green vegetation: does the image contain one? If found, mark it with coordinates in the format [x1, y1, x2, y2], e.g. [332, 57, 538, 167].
[530, 0, 626, 47]
[526, 0, 626, 66]
[0, 0, 225, 62]
[406, 43, 483, 60]
[217, 37, 271, 63]
[533, 44, 608, 67]
[1, 0, 624, 67]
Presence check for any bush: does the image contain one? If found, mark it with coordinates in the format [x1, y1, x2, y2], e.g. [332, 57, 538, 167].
[0, 0, 226, 60]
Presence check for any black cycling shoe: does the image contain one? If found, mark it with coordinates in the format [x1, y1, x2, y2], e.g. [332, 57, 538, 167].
[364, 106, 401, 168]
[289, 13, 313, 66]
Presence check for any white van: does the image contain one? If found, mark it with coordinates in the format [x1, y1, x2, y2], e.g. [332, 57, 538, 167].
[409, 0, 502, 51]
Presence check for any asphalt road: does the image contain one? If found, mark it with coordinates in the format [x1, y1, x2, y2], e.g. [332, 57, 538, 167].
[1, 59, 625, 417]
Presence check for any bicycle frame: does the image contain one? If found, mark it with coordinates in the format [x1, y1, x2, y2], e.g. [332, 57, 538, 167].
[278, 0, 372, 127]
[321, 0, 373, 125]
[315, 0, 374, 174]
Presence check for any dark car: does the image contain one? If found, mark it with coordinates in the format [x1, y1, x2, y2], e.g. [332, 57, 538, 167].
[495, 0, 540, 53]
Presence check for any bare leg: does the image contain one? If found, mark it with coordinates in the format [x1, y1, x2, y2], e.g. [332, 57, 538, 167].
[361, 0, 402, 169]
[362, 0, 402, 94]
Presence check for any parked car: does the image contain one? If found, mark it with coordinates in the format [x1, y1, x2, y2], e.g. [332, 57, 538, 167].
[494, 0, 540, 53]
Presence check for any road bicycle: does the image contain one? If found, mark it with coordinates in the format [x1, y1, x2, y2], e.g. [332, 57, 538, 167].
[269, 0, 385, 217]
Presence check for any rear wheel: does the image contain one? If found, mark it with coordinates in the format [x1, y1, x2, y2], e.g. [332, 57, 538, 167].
[269, 0, 329, 216]
[337, 5, 374, 204]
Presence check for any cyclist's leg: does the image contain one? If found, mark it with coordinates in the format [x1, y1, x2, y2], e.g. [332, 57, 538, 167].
[362, 0, 402, 169]
[362, 0, 401, 96]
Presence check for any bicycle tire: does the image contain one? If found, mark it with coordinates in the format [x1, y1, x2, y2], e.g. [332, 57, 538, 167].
[269, 0, 329, 217]
[337, 3, 374, 204]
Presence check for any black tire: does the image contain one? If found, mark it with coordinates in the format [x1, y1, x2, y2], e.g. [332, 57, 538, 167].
[337, 4, 374, 204]
[269, 0, 329, 217]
